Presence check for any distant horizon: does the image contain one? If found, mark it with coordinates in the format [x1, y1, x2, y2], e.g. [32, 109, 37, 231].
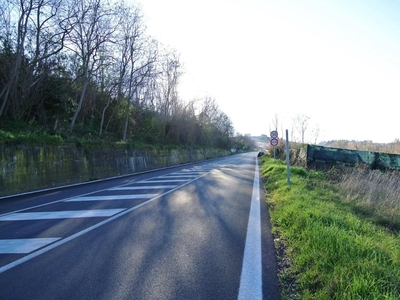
[249, 133, 398, 145]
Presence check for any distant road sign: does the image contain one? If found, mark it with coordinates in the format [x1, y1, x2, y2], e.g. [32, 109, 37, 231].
[270, 130, 278, 138]
[270, 138, 279, 147]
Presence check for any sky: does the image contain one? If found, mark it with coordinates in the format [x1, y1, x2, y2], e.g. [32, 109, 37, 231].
[136, 0, 400, 143]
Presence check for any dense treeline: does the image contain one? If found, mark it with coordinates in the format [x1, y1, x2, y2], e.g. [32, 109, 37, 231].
[0, 0, 255, 150]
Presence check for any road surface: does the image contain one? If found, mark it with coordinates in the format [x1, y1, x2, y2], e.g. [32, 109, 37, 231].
[0, 152, 280, 299]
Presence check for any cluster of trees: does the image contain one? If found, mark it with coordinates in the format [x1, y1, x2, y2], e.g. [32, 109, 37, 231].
[0, 0, 254, 150]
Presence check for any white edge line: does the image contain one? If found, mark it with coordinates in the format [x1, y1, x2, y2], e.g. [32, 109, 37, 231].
[238, 156, 262, 300]
[0, 170, 213, 274]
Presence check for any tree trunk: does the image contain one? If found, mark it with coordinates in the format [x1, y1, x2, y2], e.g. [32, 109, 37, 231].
[70, 70, 89, 130]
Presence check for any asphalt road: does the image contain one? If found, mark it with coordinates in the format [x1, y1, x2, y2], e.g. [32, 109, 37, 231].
[0, 152, 280, 300]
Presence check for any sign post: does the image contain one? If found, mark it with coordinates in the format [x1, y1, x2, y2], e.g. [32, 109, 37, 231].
[270, 130, 279, 161]
[285, 129, 291, 185]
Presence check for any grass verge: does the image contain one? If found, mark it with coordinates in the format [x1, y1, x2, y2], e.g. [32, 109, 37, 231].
[259, 156, 400, 299]
[334, 166, 400, 232]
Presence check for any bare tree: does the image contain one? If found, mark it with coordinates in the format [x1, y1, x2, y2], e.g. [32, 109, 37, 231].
[0, 0, 12, 44]
[311, 124, 320, 145]
[196, 97, 233, 147]
[272, 113, 279, 132]
[65, 0, 117, 130]
[25, 0, 72, 121]
[0, 0, 14, 116]
[269, 113, 280, 137]
[122, 37, 156, 141]
[0, 0, 33, 118]
[293, 114, 310, 144]
[149, 49, 182, 141]
[157, 50, 181, 117]
[27, 0, 69, 71]
[0, 0, 69, 120]
[99, 2, 158, 141]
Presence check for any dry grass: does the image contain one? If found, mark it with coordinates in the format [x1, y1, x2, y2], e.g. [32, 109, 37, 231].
[333, 165, 400, 231]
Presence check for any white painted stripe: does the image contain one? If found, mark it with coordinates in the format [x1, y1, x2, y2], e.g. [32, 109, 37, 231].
[0, 238, 61, 254]
[0, 209, 125, 221]
[0, 165, 212, 274]
[138, 179, 189, 183]
[109, 186, 177, 190]
[238, 157, 262, 300]
[175, 171, 206, 173]
[64, 195, 157, 202]
[158, 175, 199, 178]
[172, 173, 205, 176]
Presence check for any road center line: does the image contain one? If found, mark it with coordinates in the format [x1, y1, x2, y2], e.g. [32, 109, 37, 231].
[238, 156, 262, 300]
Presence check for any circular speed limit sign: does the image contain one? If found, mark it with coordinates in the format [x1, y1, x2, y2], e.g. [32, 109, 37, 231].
[270, 138, 279, 147]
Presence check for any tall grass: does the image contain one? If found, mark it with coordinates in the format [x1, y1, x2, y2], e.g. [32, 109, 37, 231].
[333, 166, 400, 231]
[259, 156, 400, 299]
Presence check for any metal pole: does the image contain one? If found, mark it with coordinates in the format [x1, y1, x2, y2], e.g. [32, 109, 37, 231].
[285, 129, 291, 185]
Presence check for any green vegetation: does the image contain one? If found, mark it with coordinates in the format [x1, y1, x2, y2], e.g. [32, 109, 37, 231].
[335, 166, 400, 232]
[0, 1, 257, 152]
[0, 120, 256, 152]
[259, 156, 400, 299]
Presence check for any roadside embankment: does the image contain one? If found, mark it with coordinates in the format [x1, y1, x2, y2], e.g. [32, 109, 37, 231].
[259, 156, 400, 299]
[0, 145, 230, 197]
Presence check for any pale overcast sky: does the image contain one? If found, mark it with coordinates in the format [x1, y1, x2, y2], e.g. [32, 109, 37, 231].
[137, 0, 400, 143]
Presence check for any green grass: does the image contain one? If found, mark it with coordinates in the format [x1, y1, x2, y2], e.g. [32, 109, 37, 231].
[259, 156, 400, 299]
[0, 122, 204, 150]
[0, 129, 64, 145]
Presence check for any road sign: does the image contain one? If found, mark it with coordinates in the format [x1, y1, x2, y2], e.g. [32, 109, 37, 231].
[270, 138, 279, 147]
[270, 130, 278, 138]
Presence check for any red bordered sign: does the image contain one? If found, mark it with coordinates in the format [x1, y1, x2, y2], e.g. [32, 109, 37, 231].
[270, 138, 279, 147]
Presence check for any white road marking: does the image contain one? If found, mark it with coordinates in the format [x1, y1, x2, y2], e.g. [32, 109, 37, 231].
[0, 188, 180, 274]
[64, 195, 157, 201]
[0, 238, 61, 254]
[238, 157, 262, 300]
[0, 209, 125, 221]
[109, 186, 177, 190]
[0, 162, 216, 274]
[174, 171, 206, 174]
[158, 175, 199, 178]
[172, 173, 205, 176]
[137, 179, 189, 183]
